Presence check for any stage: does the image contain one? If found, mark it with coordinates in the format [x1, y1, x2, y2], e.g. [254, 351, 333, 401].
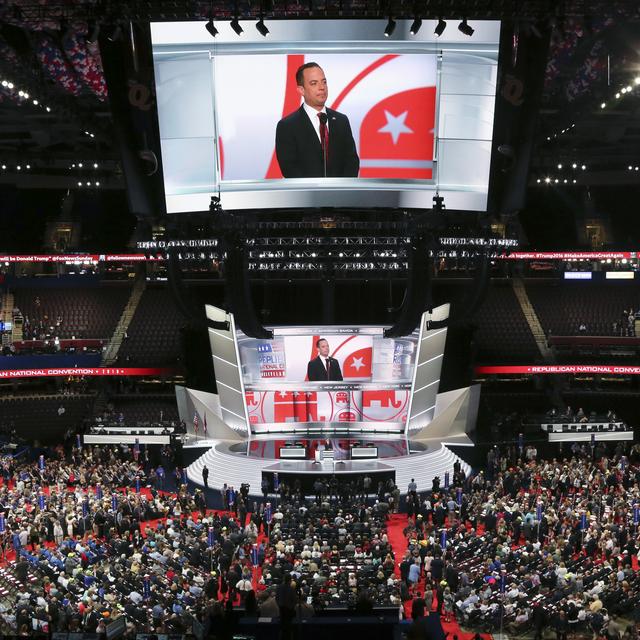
[185, 434, 472, 496]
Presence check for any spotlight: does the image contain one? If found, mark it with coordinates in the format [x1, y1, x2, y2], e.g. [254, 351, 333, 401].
[458, 18, 474, 36]
[600, 102, 606, 109]
[46, 106, 51, 112]
[25, 164, 30, 169]
[205, 17, 218, 38]
[434, 18, 447, 36]
[93, 163, 98, 168]
[77, 181, 82, 187]
[557, 163, 562, 169]
[230, 17, 243, 35]
[410, 18, 422, 35]
[384, 17, 396, 37]
[256, 18, 269, 37]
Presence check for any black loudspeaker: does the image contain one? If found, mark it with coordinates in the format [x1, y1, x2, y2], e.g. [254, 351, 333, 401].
[384, 233, 433, 338]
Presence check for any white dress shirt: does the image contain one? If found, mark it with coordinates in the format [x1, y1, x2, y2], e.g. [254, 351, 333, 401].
[303, 102, 329, 142]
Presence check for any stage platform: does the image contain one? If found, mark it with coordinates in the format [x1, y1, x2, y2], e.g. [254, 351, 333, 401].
[185, 435, 472, 495]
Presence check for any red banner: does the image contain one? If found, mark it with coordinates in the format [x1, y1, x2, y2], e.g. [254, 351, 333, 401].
[497, 252, 635, 260]
[0, 254, 164, 263]
[0, 367, 175, 378]
[476, 365, 640, 375]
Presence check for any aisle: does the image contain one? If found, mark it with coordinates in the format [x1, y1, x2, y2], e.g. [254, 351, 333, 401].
[386, 513, 492, 640]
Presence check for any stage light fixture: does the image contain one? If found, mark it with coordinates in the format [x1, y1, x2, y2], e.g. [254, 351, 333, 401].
[434, 18, 447, 36]
[205, 17, 218, 37]
[230, 17, 243, 35]
[458, 18, 474, 36]
[384, 17, 396, 37]
[410, 18, 422, 35]
[256, 18, 269, 37]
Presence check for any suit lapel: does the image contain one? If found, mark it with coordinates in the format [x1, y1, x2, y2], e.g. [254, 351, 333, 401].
[298, 106, 322, 153]
[326, 108, 339, 169]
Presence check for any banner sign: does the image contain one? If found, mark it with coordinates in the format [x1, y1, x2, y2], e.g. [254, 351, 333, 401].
[476, 365, 640, 375]
[497, 252, 635, 260]
[0, 254, 164, 263]
[0, 367, 174, 379]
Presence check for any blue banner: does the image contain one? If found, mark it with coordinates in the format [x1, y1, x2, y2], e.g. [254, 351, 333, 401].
[0, 513, 6, 533]
[135, 477, 140, 494]
[444, 472, 450, 489]
[273, 473, 279, 491]
[591, 433, 595, 446]
[38, 494, 45, 510]
[581, 513, 587, 530]
[251, 544, 259, 565]
[208, 527, 215, 547]
[76, 434, 82, 449]
[456, 488, 462, 506]
[96, 484, 102, 500]
[500, 574, 506, 594]
[440, 530, 447, 548]
[634, 505, 639, 525]
[111, 494, 118, 512]
[143, 576, 151, 599]
[38, 455, 44, 471]
[182, 469, 188, 486]
[265, 503, 272, 524]
[82, 499, 88, 518]
[536, 503, 542, 521]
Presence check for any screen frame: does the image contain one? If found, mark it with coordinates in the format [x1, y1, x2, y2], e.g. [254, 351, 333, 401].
[150, 18, 500, 213]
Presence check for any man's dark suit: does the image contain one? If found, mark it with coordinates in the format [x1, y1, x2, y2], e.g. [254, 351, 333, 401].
[275, 105, 359, 178]
[307, 356, 343, 382]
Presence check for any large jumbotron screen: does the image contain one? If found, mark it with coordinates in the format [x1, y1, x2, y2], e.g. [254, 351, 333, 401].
[238, 327, 418, 430]
[150, 19, 501, 212]
[206, 305, 449, 435]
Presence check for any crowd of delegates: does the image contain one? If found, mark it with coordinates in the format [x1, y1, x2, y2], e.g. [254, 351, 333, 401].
[399, 442, 640, 639]
[0, 442, 276, 638]
[263, 493, 403, 614]
[2, 435, 640, 638]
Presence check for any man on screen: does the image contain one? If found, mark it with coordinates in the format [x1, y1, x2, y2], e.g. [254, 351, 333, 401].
[275, 62, 359, 178]
[307, 338, 343, 381]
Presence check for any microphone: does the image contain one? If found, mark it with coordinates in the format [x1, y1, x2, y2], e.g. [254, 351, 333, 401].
[318, 112, 328, 177]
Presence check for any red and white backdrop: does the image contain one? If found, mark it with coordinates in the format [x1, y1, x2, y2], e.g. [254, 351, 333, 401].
[245, 389, 410, 427]
[215, 53, 437, 180]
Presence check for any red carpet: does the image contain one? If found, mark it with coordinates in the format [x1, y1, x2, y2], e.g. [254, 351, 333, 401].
[386, 513, 492, 639]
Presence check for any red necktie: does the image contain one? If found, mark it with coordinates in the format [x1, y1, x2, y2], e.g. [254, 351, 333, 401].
[318, 113, 329, 168]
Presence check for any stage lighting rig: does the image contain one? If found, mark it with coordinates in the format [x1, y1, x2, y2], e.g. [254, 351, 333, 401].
[384, 17, 396, 37]
[434, 18, 447, 36]
[205, 17, 218, 37]
[458, 18, 474, 36]
[230, 16, 243, 35]
[256, 17, 269, 36]
[410, 17, 422, 35]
